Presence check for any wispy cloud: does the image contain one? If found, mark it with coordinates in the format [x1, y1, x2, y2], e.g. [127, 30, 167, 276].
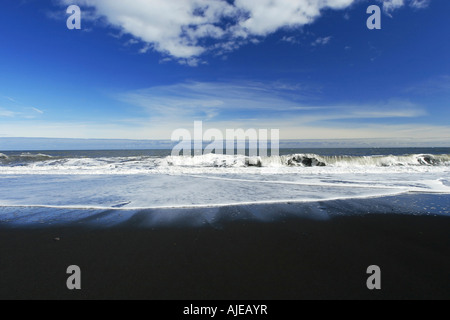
[311, 36, 332, 47]
[117, 80, 322, 120]
[3, 96, 17, 103]
[115, 81, 428, 138]
[0, 81, 432, 141]
[379, 0, 405, 13]
[0, 95, 45, 118]
[378, 0, 431, 14]
[0, 108, 17, 118]
[281, 36, 300, 44]
[410, 0, 431, 9]
[31, 107, 44, 114]
[405, 75, 450, 95]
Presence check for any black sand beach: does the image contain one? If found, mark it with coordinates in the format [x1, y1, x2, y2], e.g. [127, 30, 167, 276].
[1, 212, 450, 300]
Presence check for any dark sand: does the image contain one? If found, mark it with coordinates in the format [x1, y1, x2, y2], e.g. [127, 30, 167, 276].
[1, 214, 450, 300]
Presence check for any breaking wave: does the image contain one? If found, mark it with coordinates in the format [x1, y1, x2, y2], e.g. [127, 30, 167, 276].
[0, 153, 449, 175]
[0, 153, 54, 164]
[161, 153, 450, 168]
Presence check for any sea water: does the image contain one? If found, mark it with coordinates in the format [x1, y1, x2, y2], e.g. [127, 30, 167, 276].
[0, 148, 449, 227]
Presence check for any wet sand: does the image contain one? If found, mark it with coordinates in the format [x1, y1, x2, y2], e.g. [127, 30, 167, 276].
[1, 213, 450, 300]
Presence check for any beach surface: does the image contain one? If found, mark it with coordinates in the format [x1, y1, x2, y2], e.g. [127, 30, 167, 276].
[1, 195, 449, 300]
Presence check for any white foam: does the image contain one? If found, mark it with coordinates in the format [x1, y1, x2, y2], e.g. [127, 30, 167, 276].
[0, 190, 411, 211]
[0, 153, 449, 212]
[1, 153, 450, 175]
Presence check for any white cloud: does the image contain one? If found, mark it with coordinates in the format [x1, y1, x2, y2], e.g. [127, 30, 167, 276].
[0, 108, 16, 118]
[232, 0, 353, 36]
[60, 0, 236, 60]
[281, 36, 299, 44]
[379, 0, 405, 13]
[59, 0, 429, 63]
[56, 0, 400, 65]
[311, 36, 332, 47]
[378, 0, 430, 13]
[410, 0, 431, 9]
[59, 0, 429, 62]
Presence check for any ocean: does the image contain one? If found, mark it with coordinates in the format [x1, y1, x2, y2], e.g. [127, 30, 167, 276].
[0, 148, 449, 227]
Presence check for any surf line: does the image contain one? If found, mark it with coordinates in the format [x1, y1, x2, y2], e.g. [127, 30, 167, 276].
[182, 174, 430, 191]
[0, 190, 413, 211]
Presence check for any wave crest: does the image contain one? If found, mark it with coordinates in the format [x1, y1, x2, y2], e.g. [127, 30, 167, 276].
[160, 153, 450, 168]
[0, 153, 449, 174]
[0, 153, 54, 164]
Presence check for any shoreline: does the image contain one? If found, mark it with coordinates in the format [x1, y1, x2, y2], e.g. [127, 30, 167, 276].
[1, 192, 449, 229]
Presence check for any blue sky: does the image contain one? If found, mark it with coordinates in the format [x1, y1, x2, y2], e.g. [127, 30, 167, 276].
[0, 0, 449, 145]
